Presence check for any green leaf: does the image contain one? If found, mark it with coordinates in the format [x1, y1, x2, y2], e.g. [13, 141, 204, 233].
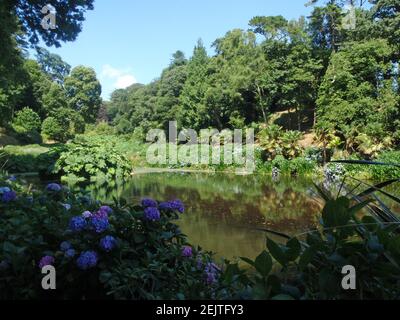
[254, 251, 273, 277]
[322, 197, 350, 228]
[286, 238, 301, 261]
[240, 257, 255, 268]
[298, 247, 316, 270]
[267, 238, 287, 266]
[357, 179, 400, 198]
[349, 199, 375, 216]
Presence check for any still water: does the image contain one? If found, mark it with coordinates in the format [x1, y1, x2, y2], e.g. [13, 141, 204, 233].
[87, 173, 322, 260]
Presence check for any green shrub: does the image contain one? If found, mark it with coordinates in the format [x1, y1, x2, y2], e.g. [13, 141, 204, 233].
[10, 108, 43, 144]
[85, 121, 115, 136]
[258, 125, 303, 160]
[269, 156, 316, 176]
[42, 117, 69, 142]
[12, 107, 41, 132]
[54, 138, 132, 182]
[304, 147, 325, 164]
[370, 151, 400, 180]
[115, 117, 132, 134]
[70, 113, 85, 135]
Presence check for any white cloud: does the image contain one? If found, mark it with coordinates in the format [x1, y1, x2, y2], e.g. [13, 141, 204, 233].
[101, 64, 137, 90]
[115, 74, 136, 89]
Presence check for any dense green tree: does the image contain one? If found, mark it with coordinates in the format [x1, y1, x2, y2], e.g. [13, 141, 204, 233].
[317, 39, 398, 150]
[64, 66, 102, 123]
[35, 47, 71, 84]
[249, 15, 288, 40]
[281, 18, 323, 130]
[178, 40, 210, 130]
[42, 82, 69, 115]
[155, 63, 187, 130]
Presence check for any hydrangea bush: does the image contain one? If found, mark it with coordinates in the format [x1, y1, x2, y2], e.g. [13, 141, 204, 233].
[0, 178, 235, 300]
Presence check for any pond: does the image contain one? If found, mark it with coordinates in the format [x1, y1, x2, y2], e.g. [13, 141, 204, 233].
[25, 171, 400, 261]
[85, 172, 323, 260]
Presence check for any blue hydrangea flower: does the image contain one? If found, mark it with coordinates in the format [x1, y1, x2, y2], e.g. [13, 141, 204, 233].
[1, 190, 17, 203]
[60, 241, 72, 251]
[159, 200, 184, 213]
[144, 207, 161, 221]
[7, 176, 17, 182]
[65, 249, 76, 258]
[90, 216, 110, 233]
[99, 236, 117, 252]
[82, 211, 93, 218]
[141, 198, 158, 208]
[69, 216, 87, 232]
[46, 183, 62, 192]
[0, 187, 11, 194]
[76, 251, 98, 270]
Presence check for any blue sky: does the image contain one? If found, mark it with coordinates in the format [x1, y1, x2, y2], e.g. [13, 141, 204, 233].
[32, 0, 313, 100]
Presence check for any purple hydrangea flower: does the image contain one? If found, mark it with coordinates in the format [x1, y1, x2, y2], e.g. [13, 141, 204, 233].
[46, 183, 62, 192]
[69, 216, 87, 232]
[197, 258, 203, 270]
[82, 211, 93, 218]
[204, 262, 220, 285]
[38, 256, 55, 269]
[141, 198, 158, 208]
[99, 236, 117, 252]
[90, 216, 110, 233]
[99, 206, 113, 216]
[144, 207, 161, 221]
[65, 249, 76, 258]
[159, 200, 184, 213]
[171, 200, 184, 213]
[1, 190, 17, 203]
[182, 246, 193, 258]
[76, 251, 98, 270]
[206, 272, 217, 285]
[60, 241, 72, 251]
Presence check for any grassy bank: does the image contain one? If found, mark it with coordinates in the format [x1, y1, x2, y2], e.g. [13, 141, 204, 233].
[2, 133, 399, 181]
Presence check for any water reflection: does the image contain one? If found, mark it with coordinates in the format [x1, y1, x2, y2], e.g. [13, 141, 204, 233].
[87, 173, 322, 260]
